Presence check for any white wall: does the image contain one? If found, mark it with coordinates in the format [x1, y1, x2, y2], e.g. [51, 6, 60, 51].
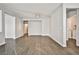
[5, 13, 24, 39]
[63, 3, 79, 8]
[0, 10, 2, 32]
[28, 19, 42, 35]
[49, 4, 63, 46]
[24, 17, 50, 36]
[5, 14, 15, 38]
[42, 17, 50, 36]
[5, 14, 24, 39]
[15, 17, 24, 38]
[67, 15, 76, 39]
[0, 9, 5, 46]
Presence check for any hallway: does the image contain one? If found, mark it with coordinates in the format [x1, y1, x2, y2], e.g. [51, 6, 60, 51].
[0, 35, 79, 55]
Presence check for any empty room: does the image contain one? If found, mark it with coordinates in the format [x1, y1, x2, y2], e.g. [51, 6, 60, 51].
[0, 3, 79, 55]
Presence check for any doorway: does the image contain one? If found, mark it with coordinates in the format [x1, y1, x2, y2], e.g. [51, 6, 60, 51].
[23, 21, 28, 36]
[66, 8, 77, 47]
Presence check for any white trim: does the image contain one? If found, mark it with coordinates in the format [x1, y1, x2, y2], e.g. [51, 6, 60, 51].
[62, 44, 67, 47]
[0, 42, 6, 46]
[76, 40, 79, 46]
[41, 34, 49, 36]
[0, 10, 2, 32]
[28, 34, 42, 36]
[63, 5, 67, 47]
[48, 34, 66, 47]
[13, 34, 24, 39]
[13, 37, 16, 39]
[76, 41, 79, 47]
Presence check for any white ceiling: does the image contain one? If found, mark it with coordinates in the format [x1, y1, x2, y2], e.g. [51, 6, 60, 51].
[0, 3, 61, 18]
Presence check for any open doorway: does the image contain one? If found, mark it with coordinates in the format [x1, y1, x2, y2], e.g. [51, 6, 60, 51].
[66, 8, 77, 47]
[23, 21, 28, 36]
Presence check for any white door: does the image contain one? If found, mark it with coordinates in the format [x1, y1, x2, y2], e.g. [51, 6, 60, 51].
[28, 20, 42, 35]
[5, 14, 15, 38]
[76, 9, 79, 46]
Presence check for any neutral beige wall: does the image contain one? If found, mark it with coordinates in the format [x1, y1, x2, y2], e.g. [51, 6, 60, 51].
[23, 24, 28, 34]
[68, 15, 76, 31]
[67, 15, 76, 39]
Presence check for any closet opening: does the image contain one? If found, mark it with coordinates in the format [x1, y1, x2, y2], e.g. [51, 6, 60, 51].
[66, 8, 77, 47]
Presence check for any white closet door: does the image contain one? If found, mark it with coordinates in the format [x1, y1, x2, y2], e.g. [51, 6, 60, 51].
[5, 14, 15, 38]
[28, 20, 42, 35]
[76, 9, 79, 46]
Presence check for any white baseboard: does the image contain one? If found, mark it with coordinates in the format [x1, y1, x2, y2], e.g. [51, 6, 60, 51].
[5, 36, 16, 39]
[48, 34, 65, 47]
[76, 41, 79, 46]
[62, 44, 66, 47]
[28, 34, 49, 36]
[41, 34, 49, 36]
[28, 34, 42, 36]
[0, 42, 6, 46]
[14, 34, 24, 39]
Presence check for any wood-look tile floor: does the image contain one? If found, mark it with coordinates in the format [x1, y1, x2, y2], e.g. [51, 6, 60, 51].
[0, 35, 79, 55]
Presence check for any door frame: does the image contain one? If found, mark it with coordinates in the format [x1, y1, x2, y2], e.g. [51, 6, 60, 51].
[65, 8, 79, 47]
